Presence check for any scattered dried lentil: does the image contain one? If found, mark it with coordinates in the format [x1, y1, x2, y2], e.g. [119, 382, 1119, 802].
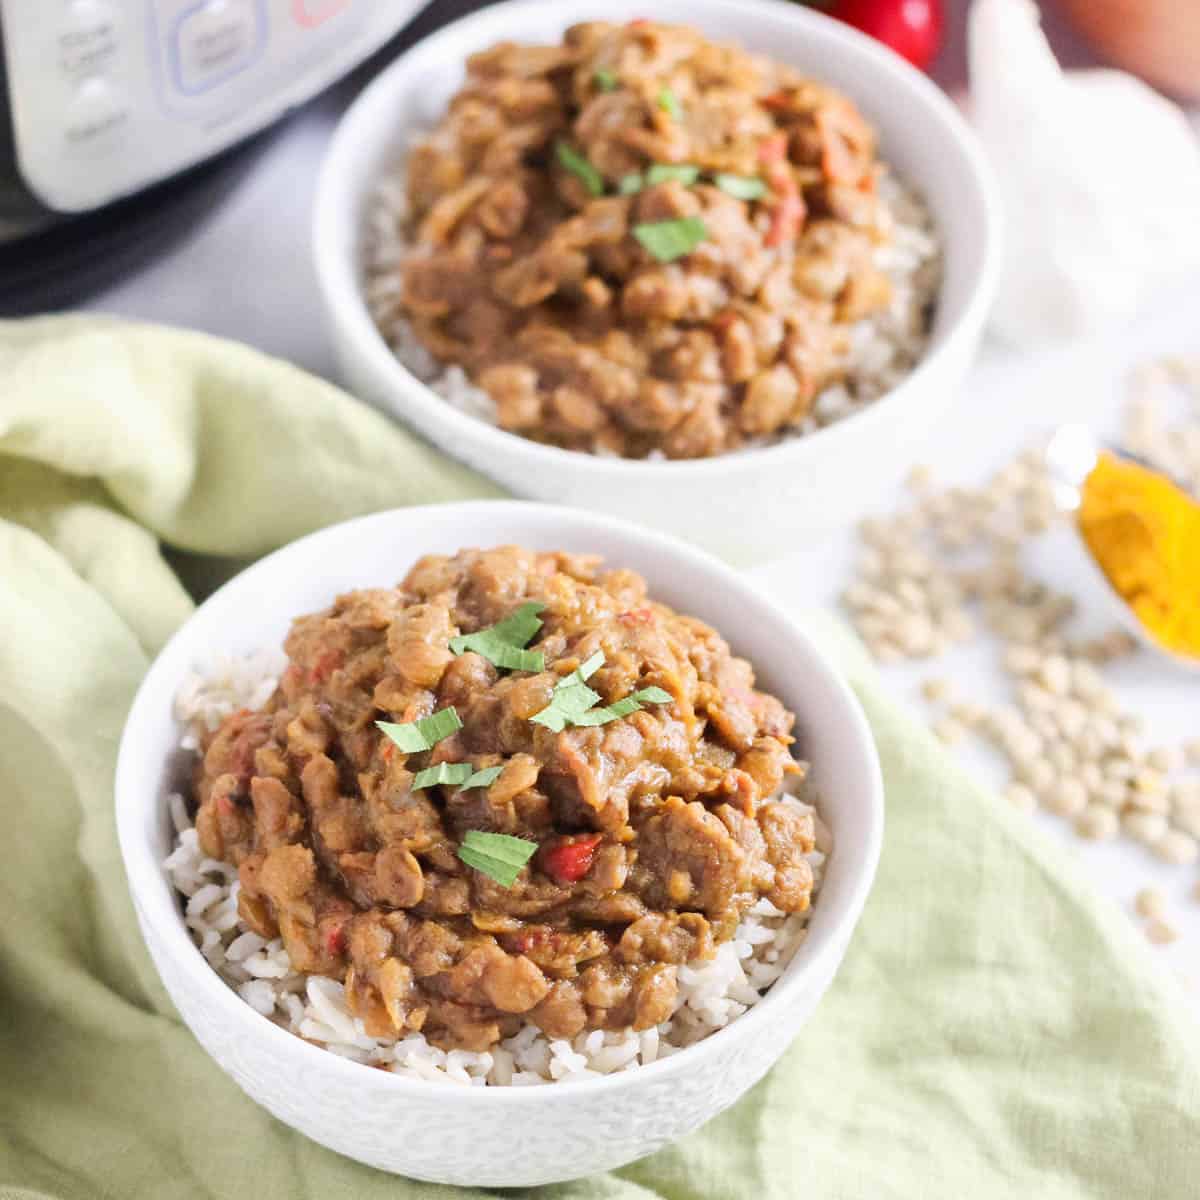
[1135, 888, 1166, 920]
[1173, 809, 1200, 841]
[1006, 784, 1037, 814]
[1146, 918, 1180, 946]
[1046, 779, 1088, 818]
[1075, 805, 1118, 841]
[839, 353, 1200, 951]
[1122, 810, 1169, 845]
[1155, 830, 1200, 866]
[933, 718, 966, 747]
[1147, 746, 1183, 773]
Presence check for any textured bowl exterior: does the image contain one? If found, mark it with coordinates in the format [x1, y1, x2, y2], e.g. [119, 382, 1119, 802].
[133, 890, 846, 1186]
[314, 0, 1001, 562]
[116, 502, 883, 1186]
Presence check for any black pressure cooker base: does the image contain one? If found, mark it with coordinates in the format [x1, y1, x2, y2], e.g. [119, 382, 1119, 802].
[0, 136, 268, 316]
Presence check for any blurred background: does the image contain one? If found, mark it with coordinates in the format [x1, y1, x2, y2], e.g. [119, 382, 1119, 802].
[0, 0, 1195, 372]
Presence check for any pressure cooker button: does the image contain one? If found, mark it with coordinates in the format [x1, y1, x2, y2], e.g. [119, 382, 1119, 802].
[292, 0, 350, 27]
[59, 0, 119, 75]
[172, 0, 264, 95]
[63, 77, 129, 150]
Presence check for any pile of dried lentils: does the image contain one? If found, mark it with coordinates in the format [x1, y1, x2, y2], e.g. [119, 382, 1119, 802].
[840, 356, 1200, 950]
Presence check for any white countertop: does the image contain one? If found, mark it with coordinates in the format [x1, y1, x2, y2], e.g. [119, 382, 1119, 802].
[81, 16, 1200, 986]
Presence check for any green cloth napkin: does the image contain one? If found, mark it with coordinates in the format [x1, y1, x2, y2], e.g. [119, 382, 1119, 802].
[2, 317, 1198, 1200]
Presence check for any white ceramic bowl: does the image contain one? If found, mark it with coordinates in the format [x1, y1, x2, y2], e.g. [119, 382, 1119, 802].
[116, 502, 883, 1187]
[313, 0, 1001, 563]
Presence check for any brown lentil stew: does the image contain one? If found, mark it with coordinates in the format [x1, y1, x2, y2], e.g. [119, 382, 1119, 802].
[192, 547, 814, 1052]
[396, 20, 895, 459]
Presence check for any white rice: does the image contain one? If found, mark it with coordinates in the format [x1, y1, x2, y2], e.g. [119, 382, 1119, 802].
[165, 653, 830, 1086]
[361, 140, 941, 447]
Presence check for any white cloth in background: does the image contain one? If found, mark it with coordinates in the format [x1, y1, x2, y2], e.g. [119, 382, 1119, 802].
[969, 0, 1200, 347]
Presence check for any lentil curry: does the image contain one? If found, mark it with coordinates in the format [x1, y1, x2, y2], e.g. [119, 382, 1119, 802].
[193, 547, 814, 1052]
[396, 20, 897, 459]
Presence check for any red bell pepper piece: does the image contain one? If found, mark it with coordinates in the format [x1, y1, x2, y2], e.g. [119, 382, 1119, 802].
[323, 920, 347, 958]
[541, 834, 603, 884]
[309, 648, 344, 684]
[758, 132, 788, 165]
[765, 190, 805, 247]
[763, 164, 806, 248]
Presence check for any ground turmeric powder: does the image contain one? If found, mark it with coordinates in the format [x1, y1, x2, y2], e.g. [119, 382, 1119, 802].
[1078, 451, 1200, 658]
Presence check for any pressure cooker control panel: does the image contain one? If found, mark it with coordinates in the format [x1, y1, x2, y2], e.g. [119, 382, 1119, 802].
[1, 0, 425, 212]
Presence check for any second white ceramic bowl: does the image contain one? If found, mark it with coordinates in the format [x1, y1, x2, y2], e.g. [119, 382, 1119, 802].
[314, 0, 1000, 562]
[116, 501, 883, 1187]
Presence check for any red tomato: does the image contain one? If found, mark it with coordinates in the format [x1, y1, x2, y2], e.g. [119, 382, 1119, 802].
[323, 920, 347, 958]
[827, 0, 945, 71]
[308, 648, 344, 684]
[758, 132, 788, 164]
[541, 834, 603, 884]
[765, 190, 806, 248]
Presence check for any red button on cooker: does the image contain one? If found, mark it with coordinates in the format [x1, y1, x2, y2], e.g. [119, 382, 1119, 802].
[291, 0, 350, 28]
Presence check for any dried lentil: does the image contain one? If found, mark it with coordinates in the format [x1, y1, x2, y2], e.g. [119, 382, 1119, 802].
[1135, 888, 1166, 920]
[1146, 919, 1180, 946]
[1046, 779, 1088, 818]
[1153, 830, 1200, 866]
[1122, 810, 1168, 845]
[1075, 805, 1118, 841]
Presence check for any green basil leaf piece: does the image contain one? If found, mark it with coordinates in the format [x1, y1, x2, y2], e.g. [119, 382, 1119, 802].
[449, 602, 546, 673]
[570, 686, 675, 727]
[413, 761, 506, 790]
[457, 830, 538, 887]
[633, 217, 708, 263]
[646, 163, 700, 187]
[714, 172, 767, 201]
[530, 651, 606, 731]
[555, 141, 604, 196]
[464, 764, 504, 789]
[376, 707, 462, 753]
[657, 87, 682, 120]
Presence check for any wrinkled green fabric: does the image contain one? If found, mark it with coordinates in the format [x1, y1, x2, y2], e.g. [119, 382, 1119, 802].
[1, 317, 1197, 1200]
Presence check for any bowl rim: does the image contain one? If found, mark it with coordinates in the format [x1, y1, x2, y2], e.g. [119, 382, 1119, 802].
[116, 500, 884, 1103]
[312, 0, 1001, 480]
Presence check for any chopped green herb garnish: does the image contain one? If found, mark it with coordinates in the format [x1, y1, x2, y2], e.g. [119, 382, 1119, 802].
[450, 601, 545, 673]
[531, 651, 606, 732]
[463, 764, 504, 789]
[618, 173, 645, 195]
[571, 686, 675, 727]
[555, 141, 604, 197]
[531, 658, 671, 730]
[657, 87, 682, 120]
[573, 651, 606, 681]
[376, 707, 462, 753]
[412, 761, 471, 789]
[645, 163, 700, 187]
[633, 217, 708, 263]
[594, 67, 618, 91]
[487, 602, 545, 648]
[714, 172, 767, 201]
[412, 761, 504, 790]
[457, 830, 538, 888]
